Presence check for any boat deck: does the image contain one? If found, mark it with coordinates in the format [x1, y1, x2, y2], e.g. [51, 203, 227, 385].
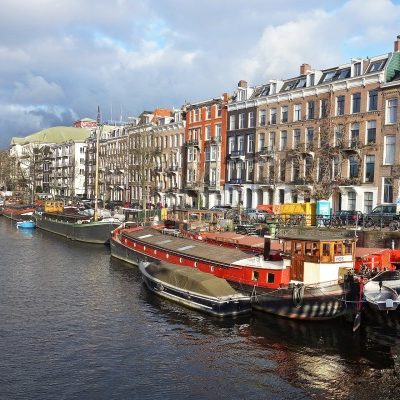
[122, 227, 285, 269]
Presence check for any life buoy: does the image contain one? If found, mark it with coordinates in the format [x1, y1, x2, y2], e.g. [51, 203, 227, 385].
[292, 285, 305, 307]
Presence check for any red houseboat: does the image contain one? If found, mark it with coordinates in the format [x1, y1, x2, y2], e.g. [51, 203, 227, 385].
[111, 225, 358, 321]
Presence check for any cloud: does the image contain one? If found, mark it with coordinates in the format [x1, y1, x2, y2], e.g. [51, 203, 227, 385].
[0, 0, 400, 149]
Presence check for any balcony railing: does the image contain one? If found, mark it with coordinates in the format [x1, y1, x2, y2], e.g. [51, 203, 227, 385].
[228, 178, 243, 185]
[258, 146, 275, 157]
[229, 150, 245, 159]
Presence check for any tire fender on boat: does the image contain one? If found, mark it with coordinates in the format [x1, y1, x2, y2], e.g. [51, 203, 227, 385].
[292, 285, 305, 308]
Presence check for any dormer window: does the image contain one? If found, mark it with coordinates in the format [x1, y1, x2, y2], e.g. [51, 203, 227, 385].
[238, 89, 247, 101]
[323, 70, 336, 82]
[368, 59, 387, 73]
[353, 62, 361, 76]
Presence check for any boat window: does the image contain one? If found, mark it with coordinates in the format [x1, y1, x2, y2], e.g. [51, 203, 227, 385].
[322, 243, 330, 257]
[267, 273, 275, 283]
[334, 243, 343, 256]
[295, 242, 302, 255]
[252, 271, 259, 281]
[344, 240, 352, 254]
[305, 242, 313, 255]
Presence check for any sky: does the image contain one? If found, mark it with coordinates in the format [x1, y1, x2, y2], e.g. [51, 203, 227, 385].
[1, 0, 400, 149]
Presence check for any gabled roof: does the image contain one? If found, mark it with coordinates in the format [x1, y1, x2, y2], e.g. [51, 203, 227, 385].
[11, 126, 90, 145]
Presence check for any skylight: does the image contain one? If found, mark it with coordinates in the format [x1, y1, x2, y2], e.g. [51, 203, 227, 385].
[177, 245, 195, 251]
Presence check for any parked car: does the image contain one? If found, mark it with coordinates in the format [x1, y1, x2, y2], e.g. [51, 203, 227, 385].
[244, 208, 268, 222]
[333, 210, 363, 226]
[363, 204, 399, 227]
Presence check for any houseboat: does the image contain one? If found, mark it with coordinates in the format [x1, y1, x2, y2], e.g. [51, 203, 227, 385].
[139, 261, 252, 317]
[34, 201, 120, 244]
[111, 225, 358, 320]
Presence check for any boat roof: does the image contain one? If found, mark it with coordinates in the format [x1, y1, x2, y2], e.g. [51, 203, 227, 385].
[123, 227, 253, 266]
[144, 261, 240, 298]
[278, 231, 356, 242]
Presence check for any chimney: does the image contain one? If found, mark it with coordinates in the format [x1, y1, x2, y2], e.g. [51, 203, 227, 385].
[238, 80, 248, 88]
[300, 63, 311, 75]
[394, 35, 400, 52]
[263, 235, 271, 261]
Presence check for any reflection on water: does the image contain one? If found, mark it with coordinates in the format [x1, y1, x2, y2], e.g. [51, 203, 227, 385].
[2, 216, 400, 400]
[114, 256, 400, 400]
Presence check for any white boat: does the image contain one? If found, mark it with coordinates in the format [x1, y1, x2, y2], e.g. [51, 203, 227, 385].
[364, 270, 400, 311]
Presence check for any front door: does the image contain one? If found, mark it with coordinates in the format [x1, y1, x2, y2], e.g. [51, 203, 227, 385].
[291, 256, 304, 281]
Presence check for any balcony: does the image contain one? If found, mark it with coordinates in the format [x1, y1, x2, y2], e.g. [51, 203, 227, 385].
[257, 177, 275, 186]
[258, 146, 275, 158]
[340, 140, 362, 153]
[229, 150, 245, 160]
[228, 178, 243, 185]
[294, 142, 315, 154]
[185, 140, 200, 147]
[337, 177, 362, 186]
[185, 182, 201, 191]
[166, 186, 179, 193]
[167, 165, 179, 174]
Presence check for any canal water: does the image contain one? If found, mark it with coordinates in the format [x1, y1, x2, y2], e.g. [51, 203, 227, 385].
[1, 217, 400, 400]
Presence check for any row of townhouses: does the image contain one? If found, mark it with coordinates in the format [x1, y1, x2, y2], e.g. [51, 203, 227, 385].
[7, 36, 400, 213]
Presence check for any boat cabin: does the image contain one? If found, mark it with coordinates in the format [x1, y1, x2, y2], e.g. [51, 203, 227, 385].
[280, 235, 355, 285]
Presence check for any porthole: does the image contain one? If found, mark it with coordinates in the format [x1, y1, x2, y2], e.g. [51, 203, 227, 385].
[194, 261, 198, 268]
[210, 265, 214, 272]
[179, 257, 182, 263]
[166, 253, 169, 259]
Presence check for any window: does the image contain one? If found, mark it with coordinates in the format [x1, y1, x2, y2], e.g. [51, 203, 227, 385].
[383, 178, 393, 203]
[281, 106, 288, 123]
[205, 125, 211, 140]
[248, 111, 255, 128]
[350, 123, 359, 146]
[307, 101, 315, 120]
[364, 192, 373, 214]
[349, 155, 359, 178]
[269, 132, 276, 148]
[279, 189, 285, 204]
[384, 136, 396, 165]
[194, 109, 200, 122]
[258, 133, 265, 151]
[352, 93, 361, 113]
[354, 62, 361, 77]
[337, 96, 345, 116]
[386, 99, 398, 124]
[206, 106, 211, 119]
[367, 120, 376, 143]
[306, 128, 314, 149]
[365, 155, 375, 182]
[215, 124, 222, 139]
[292, 159, 300, 181]
[294, 104, 302, 121]
[368, 90, 378, 111]
[293, 129, 301, 148]
[280, 131, 288, 150]
[332, 156, 340, 179]
[216, 103, 222, 117]
[238, 136, 244, 151]
[246, 160, 253, 181]
[270, 108, 277, 125]
[228, 137, 235, 153]
[247, 134, 254, 153]
[267, 273, 275, 284]
[238, 113, 245, 129]
[348, 191, 356, 210]
[259, 110, 266, 126]
[229, 115, 235, 130]
[320, 99, 328, 118]
[335, 125, 343, 146]
[279, 159, 286, 181]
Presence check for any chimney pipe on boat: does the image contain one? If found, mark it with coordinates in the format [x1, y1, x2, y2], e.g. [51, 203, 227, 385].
[263, 235, 271, 261]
